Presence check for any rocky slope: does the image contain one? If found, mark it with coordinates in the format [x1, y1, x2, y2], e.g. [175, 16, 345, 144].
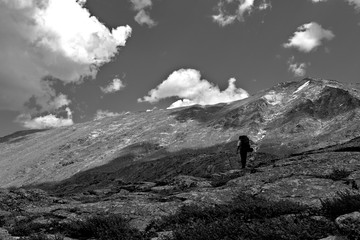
[1, 77, 360, 239]
[1, 77, 360, 188]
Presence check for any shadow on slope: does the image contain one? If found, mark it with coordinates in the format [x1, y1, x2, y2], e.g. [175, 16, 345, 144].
[0, 129, 48, 144]
[27, 141, 278, 196]
[291, 136, 360, 156]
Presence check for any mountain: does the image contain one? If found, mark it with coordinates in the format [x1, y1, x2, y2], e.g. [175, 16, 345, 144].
[1, 77, 360, 239]
[1, 77, 360, 188]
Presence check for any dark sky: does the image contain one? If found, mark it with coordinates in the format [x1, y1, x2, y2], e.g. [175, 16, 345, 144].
[0, 0, 360, 137]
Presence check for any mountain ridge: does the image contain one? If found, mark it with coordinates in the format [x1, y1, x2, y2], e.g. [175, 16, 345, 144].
[1, 77, 360, 189]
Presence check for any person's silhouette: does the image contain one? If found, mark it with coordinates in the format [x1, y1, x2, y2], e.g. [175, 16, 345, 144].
[236, 135, 253, 169]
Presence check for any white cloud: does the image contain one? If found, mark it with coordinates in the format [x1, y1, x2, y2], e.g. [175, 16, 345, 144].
[283, 22, 334, 52]
[135, 10, 157, 27]
[168, 99, 197, 109]
[100, 78, 125, 94]
[310, 0, 328, 2]
[49, 94, 71, 109]
[130, 0, 152, 10]
[130, 0, 157, 27]
[16, 107, 74, 129]
[346, 0, 360, 10]
[76, 0, 87, 6]
[259, 2, 272, 10]
[0, 0, 132, 111]
[213, 13, 237, 27]
[287, 57, 308, 77]
[138, 69, 249, 109]
[94, 110, 120, 120]
[212, 0, 271, 26]
[310, 0, 360, 11]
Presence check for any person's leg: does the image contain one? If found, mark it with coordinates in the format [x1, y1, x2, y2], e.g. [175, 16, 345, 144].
[240, 151, 247, 169]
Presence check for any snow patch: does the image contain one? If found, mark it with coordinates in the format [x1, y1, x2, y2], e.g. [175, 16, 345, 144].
[262, 91, 283, 105]
[254, 129, 267, 142]
[294, 81, 310, 94]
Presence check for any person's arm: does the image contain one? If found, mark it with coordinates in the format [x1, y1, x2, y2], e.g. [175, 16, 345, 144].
[236, 141, 240, 153]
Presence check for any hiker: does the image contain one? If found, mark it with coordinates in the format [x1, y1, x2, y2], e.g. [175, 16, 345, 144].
[236, 135, 253, 169]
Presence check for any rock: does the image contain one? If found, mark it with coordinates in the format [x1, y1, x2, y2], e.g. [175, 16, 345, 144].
[151, 185, 176, 193]
[0, 210, 11, 218]
[170, 175, 212, 189]
[319, 236, 348, 240]
[52, 209, 80, 221]
[91, 188, 112, 196]
[0, 227, 16, 240]
[335, 211, 360, 236]
[129, 217, 154, 232]
[151, 231, 173, 240]
[137, 182, 157, 191]
[32, 216, 54, 225]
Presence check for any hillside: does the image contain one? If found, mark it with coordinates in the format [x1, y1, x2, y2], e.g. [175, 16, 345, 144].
[1, 77, 360, 239]
[1, 77, 360, 188]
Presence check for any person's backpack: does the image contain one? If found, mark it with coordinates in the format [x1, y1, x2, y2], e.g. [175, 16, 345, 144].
[239, 135, 252, 152]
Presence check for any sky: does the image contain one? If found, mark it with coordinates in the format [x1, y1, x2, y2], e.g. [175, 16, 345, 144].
[0, 0, 360, 137]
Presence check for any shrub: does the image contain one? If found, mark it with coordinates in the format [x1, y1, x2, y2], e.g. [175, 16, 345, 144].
[9, 218, 62, 236]
[230, 194, 308, 219]
[321, 191, 360, 220]
[151, 193, 309, 232]
[10, 220, 45, 236]
[150, 193, 339, 240]
[170, 214, 337, 240]
[325, 168, 351, 181]
[63, 214, 145, 240]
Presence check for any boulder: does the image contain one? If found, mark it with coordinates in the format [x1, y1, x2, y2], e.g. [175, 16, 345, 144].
[151, 231, 173, 240]
[319, 236, 348, 240]
[151, 185, 176, 193]
[170, 175, 212, 189]
[0, 227, 16, 240]
[335, 211, 360, 236]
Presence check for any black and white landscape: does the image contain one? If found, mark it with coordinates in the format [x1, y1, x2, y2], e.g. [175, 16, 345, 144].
[1, 0, 360, 239]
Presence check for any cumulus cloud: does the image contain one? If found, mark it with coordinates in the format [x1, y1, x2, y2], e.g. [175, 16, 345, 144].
[287, 57, 308, 77]
[310, 0, 360, 11]
[283, 22, 334, 52]
[310, 0, 328, 2]
[94, 110, 120, 120]
[48, 93, 71, 109]
[100, 78, 125, 94]
[258, 1, 272, 10]
[138, 69, 249, 109]
[135, 10, 157, 27]
[129, 0, 157, 27]
[0, 0, 132, 111]
[346, 0, 360, 11]
[16, 107, 74, 129]
[212, 0, 271, 26]
[76, 0, 87, 6]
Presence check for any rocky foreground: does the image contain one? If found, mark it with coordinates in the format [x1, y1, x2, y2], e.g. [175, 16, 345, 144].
[0, 148, 360, 239]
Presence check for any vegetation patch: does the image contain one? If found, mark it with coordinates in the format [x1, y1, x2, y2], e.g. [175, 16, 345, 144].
[62, 214, 145, 240]
[324, 168, 352, 181]
[6, 191, 360, 239]
[321, 191, 360, 220]
[19, 233, 64, 240]
[149, 193, 337, 240]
